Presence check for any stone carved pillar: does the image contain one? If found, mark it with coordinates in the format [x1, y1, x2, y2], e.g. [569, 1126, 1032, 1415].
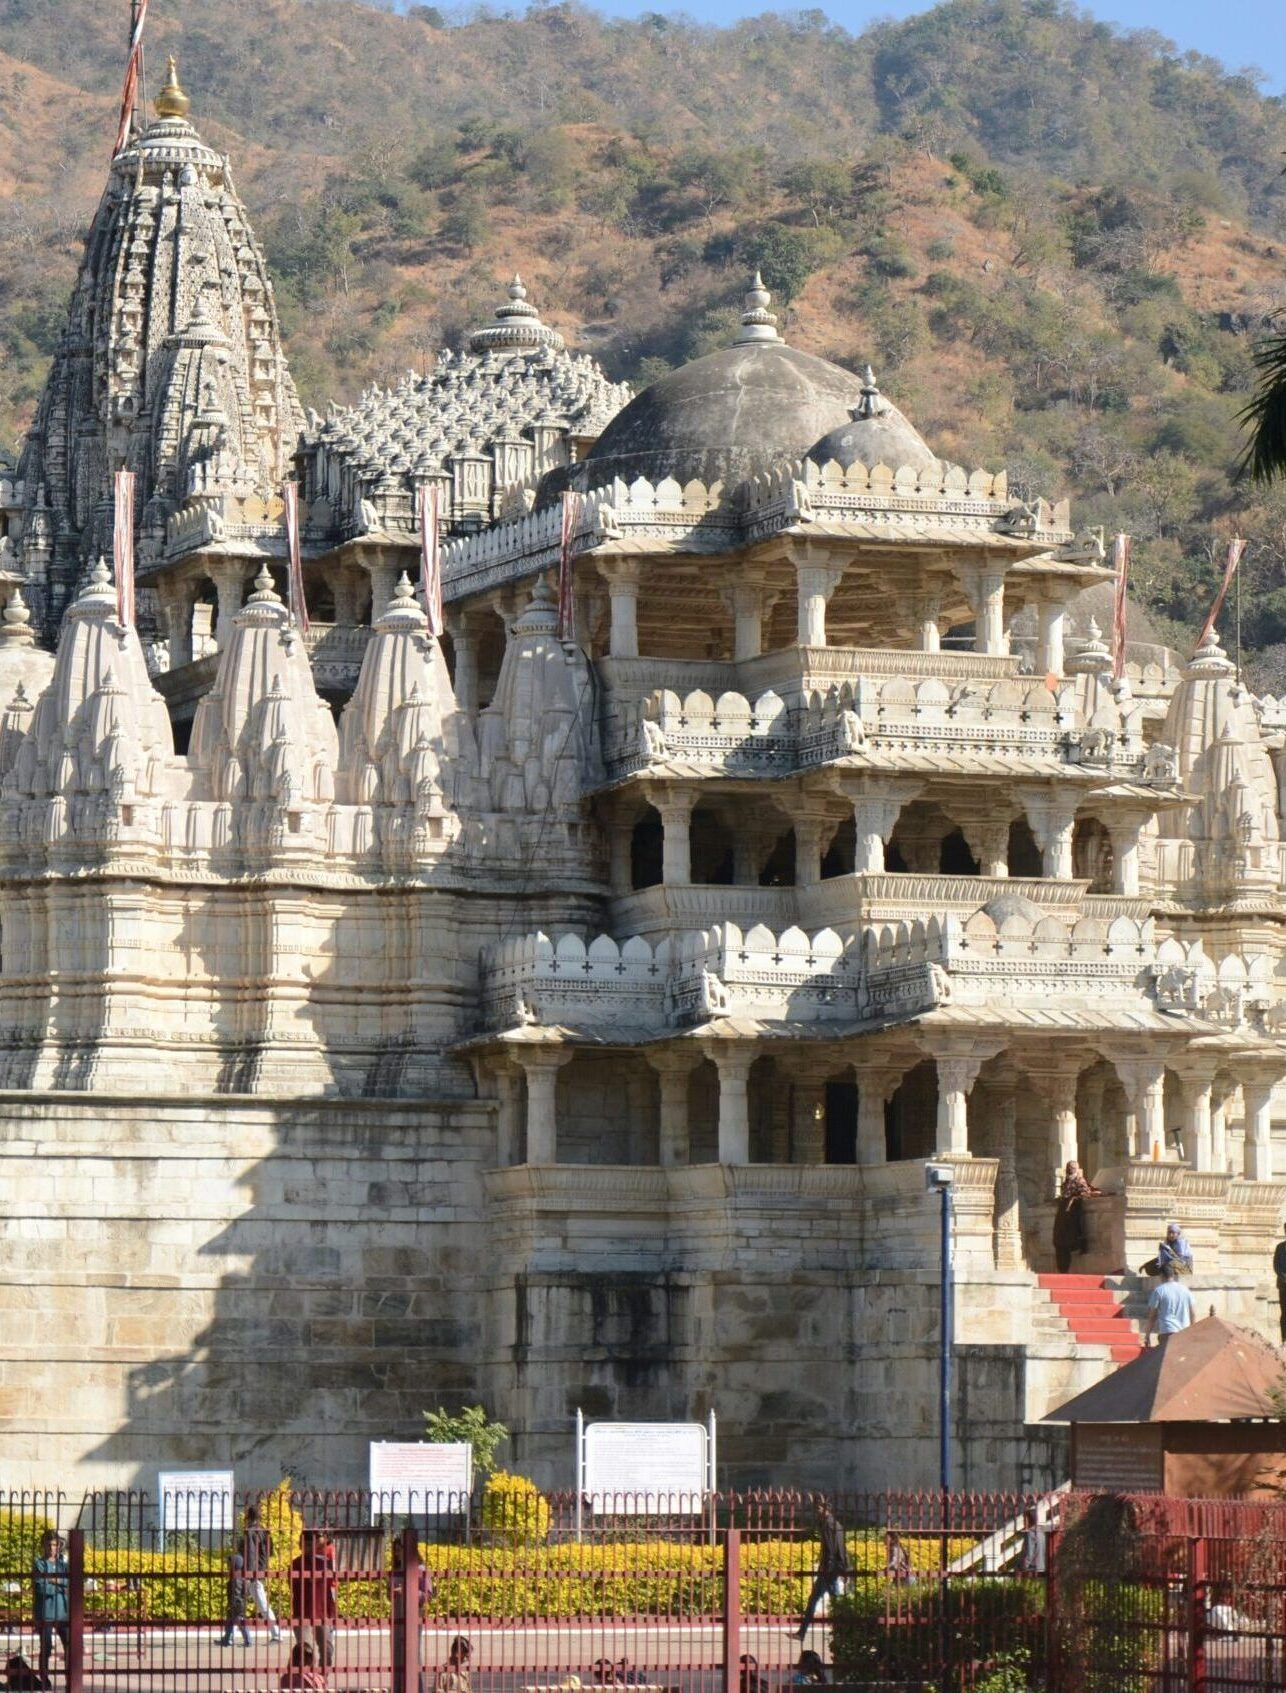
[706, 1044, 755, 1165]
[992, 1088, 1022, 1269]
[1182, 1077, 1213, 1172]
[1113, 1058, 1167, 1162]
[913, 589, 942, 654]
[936, 1054, 983, 1156]
[517, 1049, 573, 1165]
[363, 553, 400, 622]
[795, 554, 844, 648]
[608, 817, 634, 897]
[794, 813, 827, 887]
[1016, 787, 1078, 880]
[601, 560, 642, 659]
[724, 574, 767, 663]
[210, 559, 251, 649]
[841, 779, 921, 875]
[160, 577, 200, 670]
[494, 1064, 523, 1168]
[961, 814, 1011, 880]
[855, 1065, 902, 1166]
[1107, 810, 1151, 897]
[657, 788, 695, 886]
[974, 570, 1007, 656]
[1040, 1070, 1081, 1196]
[1036, 597, 1067, 678]
[1243, 1077, 1276, 1182]
[1211, 1081, 1231, 1172]
[646, 1049, 699, 1168]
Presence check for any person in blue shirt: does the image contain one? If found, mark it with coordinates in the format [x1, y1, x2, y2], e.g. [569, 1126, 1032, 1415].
[1144, 1263, 1195, 1344]
[32, 1530, 69, 1683]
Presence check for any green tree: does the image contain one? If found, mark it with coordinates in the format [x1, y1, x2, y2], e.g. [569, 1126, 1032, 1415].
[737, 224, 820, 305]
[423, 1404, 509, 1478]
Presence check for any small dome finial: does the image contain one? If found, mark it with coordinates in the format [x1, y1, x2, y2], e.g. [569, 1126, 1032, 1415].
[736, 272, 780, 344]
[155, 55, 191, 121]
[853, 365, 886, 421]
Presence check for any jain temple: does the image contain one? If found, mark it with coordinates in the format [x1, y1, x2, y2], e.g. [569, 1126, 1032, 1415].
[2, 61, 1285, 1492]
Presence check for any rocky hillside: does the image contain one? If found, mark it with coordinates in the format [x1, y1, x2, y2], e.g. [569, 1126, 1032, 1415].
[3, 0, 1286, 672]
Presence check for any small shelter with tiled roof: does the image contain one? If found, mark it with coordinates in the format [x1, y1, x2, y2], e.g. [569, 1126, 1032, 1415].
[1047, 1315, 1286, 1497]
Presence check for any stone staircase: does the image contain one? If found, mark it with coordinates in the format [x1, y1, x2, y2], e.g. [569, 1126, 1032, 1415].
[1035, 1271, 1146, 1363]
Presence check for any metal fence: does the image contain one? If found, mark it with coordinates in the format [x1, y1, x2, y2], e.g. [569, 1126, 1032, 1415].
[0, 1488, 1281, 1691]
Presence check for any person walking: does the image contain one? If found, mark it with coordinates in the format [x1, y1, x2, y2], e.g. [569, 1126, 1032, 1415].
[1052, 1161, 1100, 1274]
[243, 1504, 282, 1644]
[290, 1532, 338, 1672]
[1274, 1224, 1286, 1344]
[1144, 1262, 1195, 1344]
[220, 1554, 252, 1647]
[793, 1502, 851, 1640]
[32, 1531, 69, 1685]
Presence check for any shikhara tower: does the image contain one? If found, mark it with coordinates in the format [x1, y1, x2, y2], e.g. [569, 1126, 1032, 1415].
[0, 38, 1283, 1492]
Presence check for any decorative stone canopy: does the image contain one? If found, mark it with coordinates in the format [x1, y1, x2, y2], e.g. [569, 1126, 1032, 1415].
[9, 59, 303, 638]
[300, 276, 630, 539]
[575, 277, 867, 491]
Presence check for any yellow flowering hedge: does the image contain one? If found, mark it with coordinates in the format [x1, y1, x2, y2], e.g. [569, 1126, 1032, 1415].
[58, 1533, 974, 1624]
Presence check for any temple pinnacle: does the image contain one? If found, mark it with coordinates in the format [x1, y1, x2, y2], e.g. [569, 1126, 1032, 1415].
[155, 54, 191, 121]
[735, 272, 780, 345]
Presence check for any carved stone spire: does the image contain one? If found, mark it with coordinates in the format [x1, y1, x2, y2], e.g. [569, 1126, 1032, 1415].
[12, 57, 303, 637]
[735, 273, 781, 345]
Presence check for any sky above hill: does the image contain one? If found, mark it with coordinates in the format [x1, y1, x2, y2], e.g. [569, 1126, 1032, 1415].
[393, 0, 1286, 94]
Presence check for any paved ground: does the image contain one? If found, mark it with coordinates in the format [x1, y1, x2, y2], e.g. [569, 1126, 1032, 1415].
[5, 1618, 826, 1691]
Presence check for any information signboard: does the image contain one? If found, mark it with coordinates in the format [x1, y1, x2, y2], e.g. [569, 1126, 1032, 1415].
[582, 1420, 709, 1512]
[158, 1470, 235, 1533]
[368, 1441, 473, 1518]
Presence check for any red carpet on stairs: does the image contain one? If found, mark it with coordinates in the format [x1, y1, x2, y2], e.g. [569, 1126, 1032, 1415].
[1037, 1272, 1141, 1362]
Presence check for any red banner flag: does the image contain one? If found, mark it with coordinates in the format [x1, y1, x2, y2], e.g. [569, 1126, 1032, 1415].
[113, 468, 136, 627]
[1197, 536, 1247, 650]
[1111, 532, 1130, 682]
[558, 491, 581, 643]
[283, 480, 309, 634]
[113, 0, 150, 156]
[419, 482, 444, 638]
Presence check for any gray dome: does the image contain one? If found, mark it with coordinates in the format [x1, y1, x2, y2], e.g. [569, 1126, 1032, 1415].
[807, 368, 940, 472]
[576, 277, 864, 491]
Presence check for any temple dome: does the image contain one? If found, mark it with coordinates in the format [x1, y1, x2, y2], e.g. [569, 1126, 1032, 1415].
[576, 277, 864, 491]
[806, 367, 940, 473]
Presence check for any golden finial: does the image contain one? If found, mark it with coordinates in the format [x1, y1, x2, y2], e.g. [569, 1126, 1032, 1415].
[154, 54, 190, 121]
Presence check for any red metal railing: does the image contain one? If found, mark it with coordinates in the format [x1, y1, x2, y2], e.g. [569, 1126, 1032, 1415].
[0, 1488, 1281, 1691]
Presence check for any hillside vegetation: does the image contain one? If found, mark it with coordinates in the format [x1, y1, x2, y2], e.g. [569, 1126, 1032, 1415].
[3, 0, 1286, 675]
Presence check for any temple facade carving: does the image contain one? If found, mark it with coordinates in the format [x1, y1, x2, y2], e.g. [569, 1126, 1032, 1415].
[1, 63, 1284, 1494]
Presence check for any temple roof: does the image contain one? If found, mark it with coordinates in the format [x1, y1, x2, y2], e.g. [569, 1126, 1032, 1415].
[304, 277, 629, 511]
[807, 366, 942, 474]
[574, 277, 864, 492]
[11, 60, 303, 637]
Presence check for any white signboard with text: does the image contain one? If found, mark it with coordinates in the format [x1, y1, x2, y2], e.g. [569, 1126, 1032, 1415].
[158, 1470, 235, 1533]
[368, 1442, 473, 1518]
[582, 1421, 709, 1513]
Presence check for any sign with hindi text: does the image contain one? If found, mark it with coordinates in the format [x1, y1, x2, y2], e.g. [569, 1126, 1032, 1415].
[158, 1469, 235, 1533]
[368, 1441, 473, 1517]
[583, 1421, 708, 1513]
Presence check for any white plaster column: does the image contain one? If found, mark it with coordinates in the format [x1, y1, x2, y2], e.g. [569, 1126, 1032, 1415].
[855, 1065, 901, 1166]
[974, 570, 1008, 656]
[601, 561, 642, 659]
[210, 559, 251, 649]
[646, 1050, 698, 1168]
[1016, 787, 1078, 880]
[656, 788, 695, 886]
[517, 1049, 572, 1165]
[363, 553, 400, 623]
[706, 1045, 755, 1165]
[936, 1054, 983, 1156]
[1243, 1077, 1276, 1182]
[1036, 597, 1067, 679]
[494, 1064, 523, 1168]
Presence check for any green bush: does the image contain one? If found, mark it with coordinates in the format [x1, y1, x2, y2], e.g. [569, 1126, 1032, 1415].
[831, 1576, 1045, 1686]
